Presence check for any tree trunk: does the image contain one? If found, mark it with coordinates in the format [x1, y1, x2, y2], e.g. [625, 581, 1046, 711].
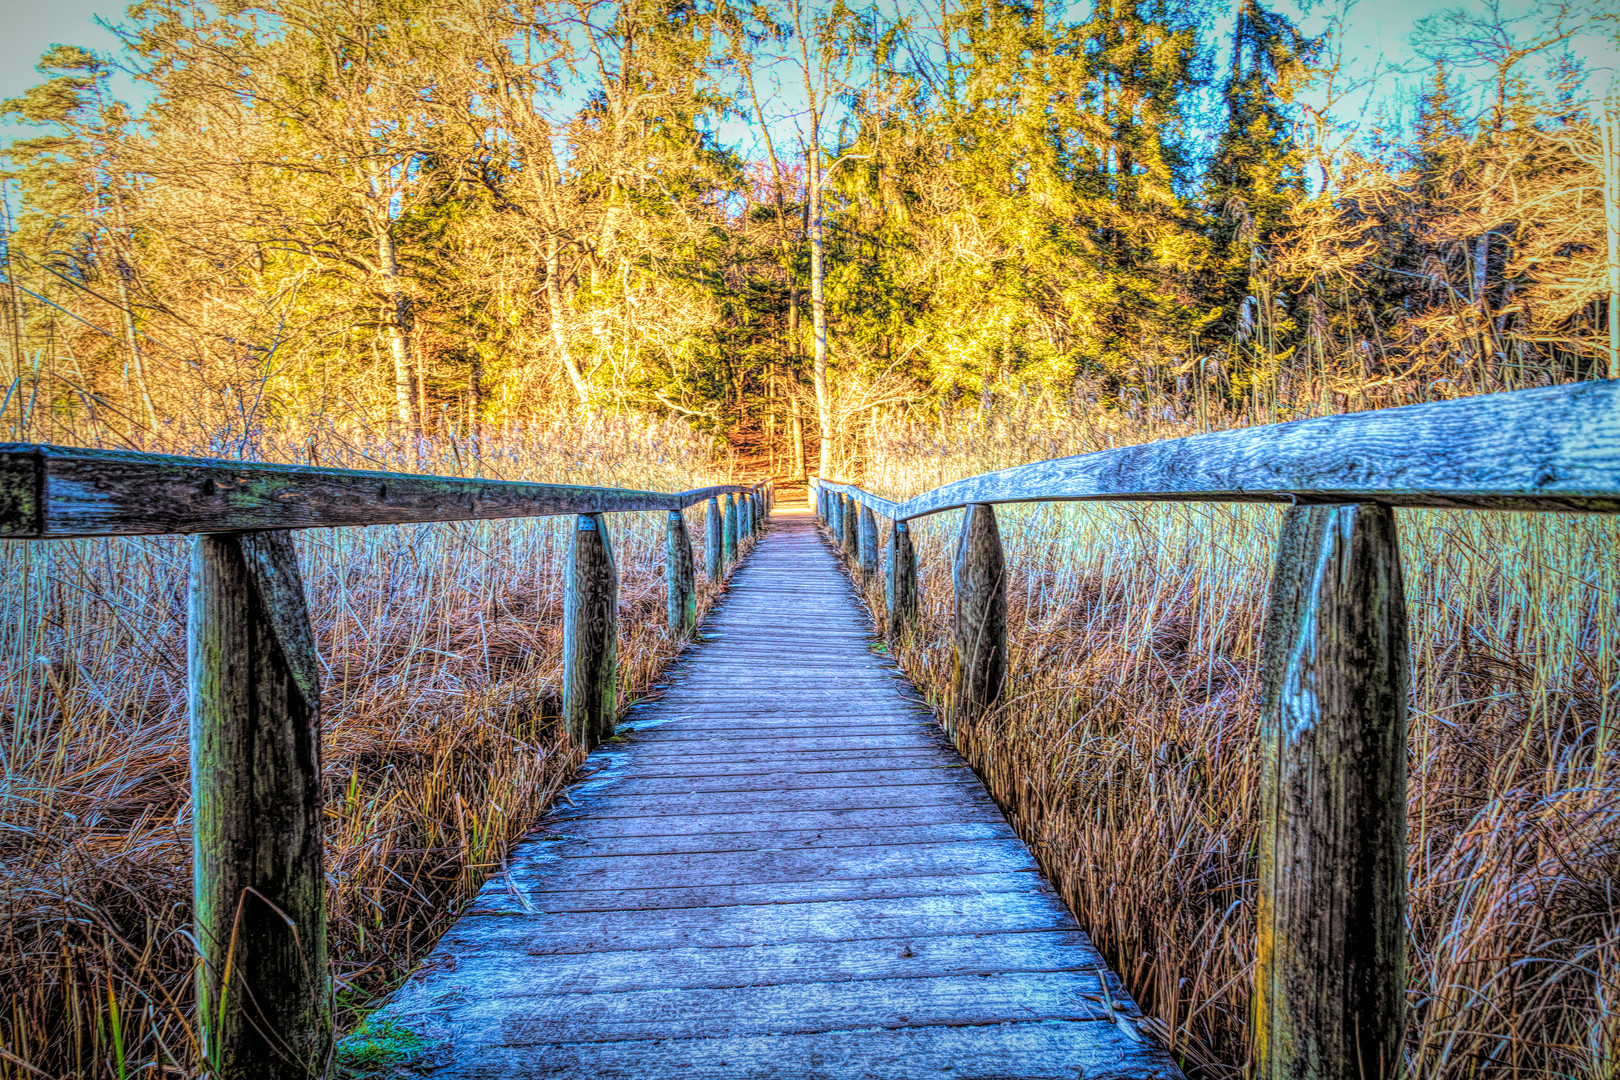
[376, 224, 417, 438]
[546, 234, 590, 406]
[808, 147, 834, 477]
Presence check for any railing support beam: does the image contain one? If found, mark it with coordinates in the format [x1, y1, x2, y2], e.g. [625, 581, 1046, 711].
[1256, 503, 1407, 1080]
[189, 530, 329, 1079]
[840, 495, 859, 564]
[859, 506, 879, 582]
[950, 503, 1006, 733]
[885, 519, 918, 640]
[666, 509, 696, 637]
[723, 493, 738, 564]
[705, 496, 723, 582]
[562, 513, 618, 748]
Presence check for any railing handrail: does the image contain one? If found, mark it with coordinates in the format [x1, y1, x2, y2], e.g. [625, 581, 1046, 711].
[0, 441, 769, 539]
[812, 380, 1620, 518]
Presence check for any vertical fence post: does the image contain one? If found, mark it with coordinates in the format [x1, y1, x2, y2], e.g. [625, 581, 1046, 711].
[859, 505, 879, 582]
[841, 495, 859, 564]
[950, 503, 1006, 734]
[723, 493, 738, 563]
[562, 513, 618, 748]
[705, 496, 723, 582]
[742, 489, 754, 539]
[1255, 503, 1408, 1080]
[666, 508, 696, 637]
[189, 530, 329, 1079]
[886, 519, 919, 640]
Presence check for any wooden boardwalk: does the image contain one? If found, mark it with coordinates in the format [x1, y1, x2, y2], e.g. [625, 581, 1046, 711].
[368, 501, 1181, 1079]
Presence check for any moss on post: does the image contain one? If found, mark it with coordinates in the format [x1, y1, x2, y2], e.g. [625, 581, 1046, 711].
[666, 509, 696, 637]
[562, 513, 619, 748]
[705, 496, 723, 582]
[189, 530, 329, 1079]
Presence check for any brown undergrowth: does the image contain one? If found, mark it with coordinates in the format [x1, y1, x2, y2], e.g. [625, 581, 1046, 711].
[840, 409, 1619, 1080]
[0, 417, 738, 1077]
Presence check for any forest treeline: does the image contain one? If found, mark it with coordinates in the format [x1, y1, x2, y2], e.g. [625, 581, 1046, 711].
[1, 0, 1616, 475]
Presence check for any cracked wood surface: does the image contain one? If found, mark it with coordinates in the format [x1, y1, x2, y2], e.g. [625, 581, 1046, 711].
[365, 503, 1183, 1079]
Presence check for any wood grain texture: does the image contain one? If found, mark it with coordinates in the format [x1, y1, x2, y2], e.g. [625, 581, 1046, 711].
[1255, 504, 1407, 1080]
[0, 443, 762, 538]
[723, 493, 738, 564]
[885, 519, 919, 639]
[859, 505, 880, 581]
[704, 496, 723, 583]
[562, 514, 618, 748]
[362, 503, 1179, 1079]
[840, 494, 859, 563]
[820, 382, 1620, 518]
[951, 504, 1007, 732]
[665, 509, 696, 637]
[188, 531, 328, 1079]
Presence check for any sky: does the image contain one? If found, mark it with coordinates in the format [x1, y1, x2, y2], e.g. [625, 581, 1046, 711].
[1, 0, 1614, 158]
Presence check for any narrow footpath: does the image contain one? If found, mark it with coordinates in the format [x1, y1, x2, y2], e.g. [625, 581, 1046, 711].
[367, 501, 1181, 1079]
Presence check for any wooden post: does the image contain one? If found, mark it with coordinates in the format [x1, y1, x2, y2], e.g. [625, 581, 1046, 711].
[1255, 503, 1408, 1080]
[704, 496, 723, 582]
[950, 503, 1006, 733]
[189, 530, 329, 1079]
[840, 495, 859, 564]
[562, 513, 618, 748]
[723, 493, 738, 563]
[859, 505, 879, 581]
[885, 519, 919, 639]
[741, 489, 754, 539]
[666, 508, 696, 637]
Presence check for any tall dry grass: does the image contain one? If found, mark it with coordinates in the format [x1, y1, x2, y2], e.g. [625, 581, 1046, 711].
[0, 416, 734, 1077]
[847, 399, 1619, 1079]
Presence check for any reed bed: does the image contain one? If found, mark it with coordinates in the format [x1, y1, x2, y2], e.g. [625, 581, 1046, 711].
[849, 402, 1619, 1080]
[0, 416, 731, 1078]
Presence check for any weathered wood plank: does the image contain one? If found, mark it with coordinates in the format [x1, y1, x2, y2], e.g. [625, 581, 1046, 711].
[542, 780, 997, 818]
[884, 519, 919, 639]
[704, 495, 723, 582]
[819, 381, 1620, 518]
[405, 929, 1111, 1000]
[562, 514, 618, 748]
[395, 1020, 1177, 1079]
[189, 531, 328, 1078]
[1255, 504, 1407, 1080]
[0, 443, 760, 538]
[537, 821, 1013, 858]
[665, 509, 696, 636]
[859, 504, 879, 581]
[427, 971, 1123, 1045]
[951, 503, 1007, 732]
[466, 870, 1057, 917]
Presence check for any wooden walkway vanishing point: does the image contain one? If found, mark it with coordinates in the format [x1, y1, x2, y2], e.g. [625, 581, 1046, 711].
[368, 497, 1183, 1079]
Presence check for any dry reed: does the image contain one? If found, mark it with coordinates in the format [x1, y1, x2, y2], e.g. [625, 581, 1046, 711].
[0, 416, 733, 1078]
[846, 399, 1619, 1080]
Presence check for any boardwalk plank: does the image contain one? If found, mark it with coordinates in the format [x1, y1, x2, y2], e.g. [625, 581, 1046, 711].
[362, 502, 1181, 1079]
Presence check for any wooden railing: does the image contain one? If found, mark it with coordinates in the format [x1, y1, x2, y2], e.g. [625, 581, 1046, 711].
[809, 379, 1620, 1080]
[0, 442, 773, 1079]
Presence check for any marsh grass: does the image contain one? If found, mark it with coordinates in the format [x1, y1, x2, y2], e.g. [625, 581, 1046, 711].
[848, 407, 1619, 1079]
[0, 416, 731, 1077]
